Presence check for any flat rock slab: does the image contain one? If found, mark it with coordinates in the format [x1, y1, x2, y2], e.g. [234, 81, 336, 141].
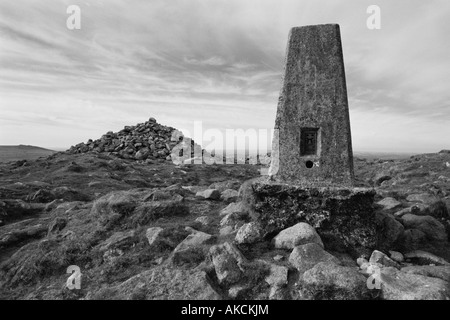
[220, 202, 246, 216]
[196, 189, 221, 200]
[172, 231, 215, 265]
[376, 197, 402, 211]
[92, 265, 221, 300]
[401, 214, 447, 242]
[289, 243, 341, 275]
[401, 265, 450, 282]
[379, 267, 450, 300]
[243, 180, 377, 257]
[301, 261, 370, 300]
[98, 230, 136, 252]
[406, 193, 439, 205]
[209, 242, 247, 285]
[221, 189, 239, 202]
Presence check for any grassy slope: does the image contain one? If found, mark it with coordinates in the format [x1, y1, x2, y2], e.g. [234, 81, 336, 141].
[0, 145, 57, 163]
[0, 150, 449, 299]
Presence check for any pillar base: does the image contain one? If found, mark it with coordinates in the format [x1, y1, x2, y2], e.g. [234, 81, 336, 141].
[241, 178, 377, 257]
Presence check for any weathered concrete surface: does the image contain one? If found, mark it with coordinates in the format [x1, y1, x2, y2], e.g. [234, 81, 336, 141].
[269, 24, 354, 187]
[241, 179, 377, 257]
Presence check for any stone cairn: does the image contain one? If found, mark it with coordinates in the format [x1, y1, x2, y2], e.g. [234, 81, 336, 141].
[67, 117, 202, 162]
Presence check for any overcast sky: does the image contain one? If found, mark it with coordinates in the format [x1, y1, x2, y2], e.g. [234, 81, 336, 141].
[0, 0, 449, 153]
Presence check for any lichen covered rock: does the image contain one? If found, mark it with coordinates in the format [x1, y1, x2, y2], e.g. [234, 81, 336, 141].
[242, 180, 377, 257]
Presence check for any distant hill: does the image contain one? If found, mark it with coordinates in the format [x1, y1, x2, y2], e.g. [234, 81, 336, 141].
[353, 151, 415, 160]
[219, 150, 416, 162]
[0, 145, 56, 163]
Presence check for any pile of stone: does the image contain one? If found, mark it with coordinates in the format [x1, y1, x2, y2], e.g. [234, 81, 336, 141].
[67, 117, 202, 162]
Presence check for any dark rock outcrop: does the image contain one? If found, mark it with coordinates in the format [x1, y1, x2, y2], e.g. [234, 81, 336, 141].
[240, 179, 377, 257]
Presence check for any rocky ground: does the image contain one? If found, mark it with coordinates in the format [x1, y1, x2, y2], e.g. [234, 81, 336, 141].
[0, 122, 449, 300]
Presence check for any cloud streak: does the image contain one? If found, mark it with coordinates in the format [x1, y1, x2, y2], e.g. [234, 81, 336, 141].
[0, 0, 449, 152]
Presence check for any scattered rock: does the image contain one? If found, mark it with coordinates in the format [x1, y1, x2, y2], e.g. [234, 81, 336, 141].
[238, 177, 261, 208]
[184, 226, 198, 234]
[263, 262, 288, 288]
[47, 217, 67, 236]
[379, 267, 450, 300]
[195, 216, 213, 226]
[146, 227, 164, 246]
[401, 228, 427, 251]
[273, 255, 284, 262]
[134, 148, 150, 161]
[91, 265, 221, 300]
[369, 250, 400, 268]
[98, 230, 136, 252]
[92, 189, 190, 229]
[228, 285, 248, 299]
[401, 265, 450, 282]
[428, 201, 450, 219]
[219, 226, 236, 237]
[196, 189, 221, 200]
[288, 243, 341, 276]
[375, 211, 404, 249]
[301, 261, 370, 300]
[406, 193, 439, 205]
[359, 261, 383, 276]
[235, 222, 263, 244]
[357, 257, 368, 267]
[172, 231, 215, 265]
[268, 286, 286, 300]
[170, 129, 183, 141]
[219, 202, 246, 216]
[394, 204, 428, 218]
[181, 186, 208, 194]
[401, 214, 447, 241]
[398, 199, 449, 219]
[273, 222, 323, 249]
[209, 242, 247, 285]
[221, 189, 239, 203]
[376, 197, 402, 211]
[220, 211, 248, 229]
[389, 251, 404, 263]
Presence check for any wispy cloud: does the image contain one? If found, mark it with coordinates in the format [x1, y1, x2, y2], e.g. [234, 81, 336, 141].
[0, 0, 449, 152]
